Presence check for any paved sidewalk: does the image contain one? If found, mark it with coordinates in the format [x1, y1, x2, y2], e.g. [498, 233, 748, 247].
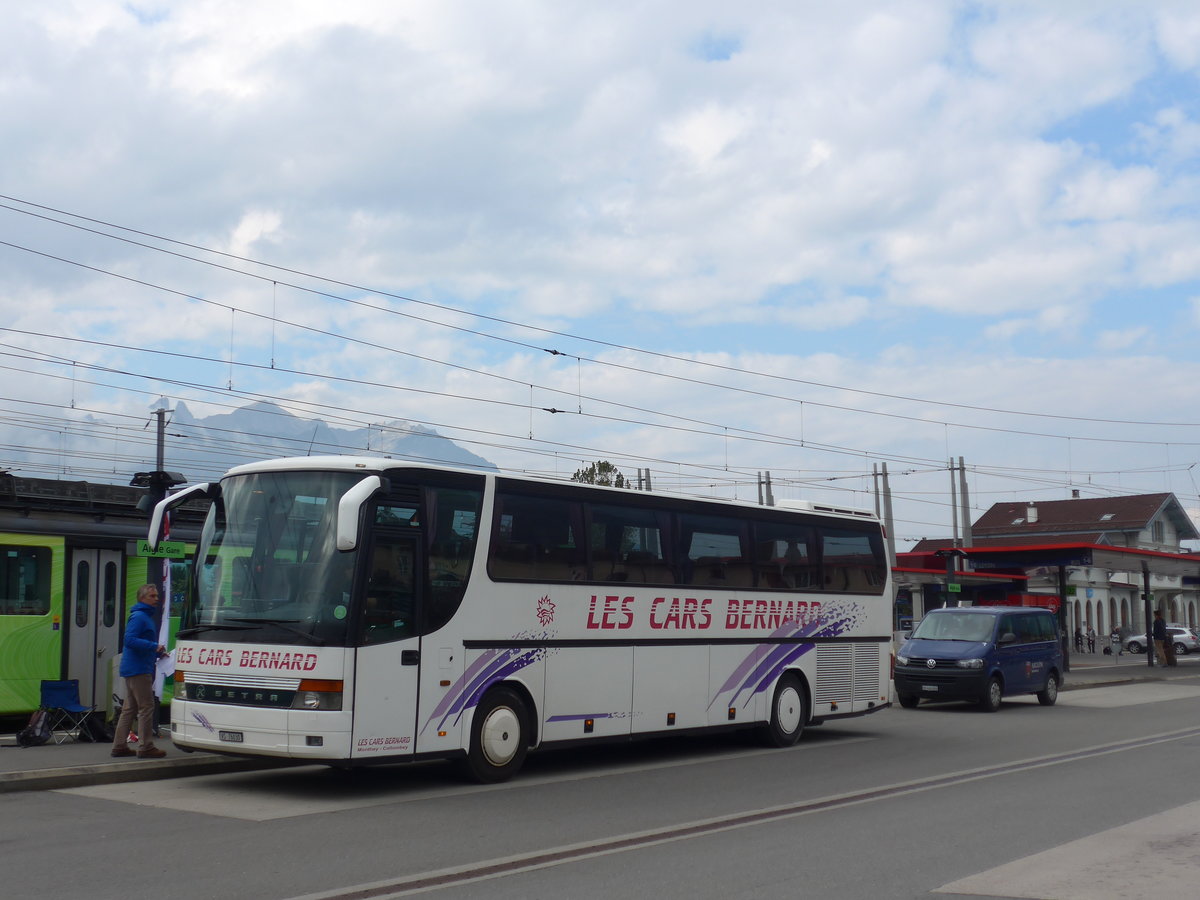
[0, 728, 295, 793]
[2, 652, 1196, 793]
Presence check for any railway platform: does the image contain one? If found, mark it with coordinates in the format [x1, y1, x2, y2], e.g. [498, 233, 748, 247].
[2, 652, 1196, 793]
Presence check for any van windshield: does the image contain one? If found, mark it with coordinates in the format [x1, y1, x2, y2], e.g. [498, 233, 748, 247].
[912, 613, 997, 642]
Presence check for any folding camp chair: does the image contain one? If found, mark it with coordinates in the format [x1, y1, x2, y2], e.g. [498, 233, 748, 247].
[40, 679, 95, 744]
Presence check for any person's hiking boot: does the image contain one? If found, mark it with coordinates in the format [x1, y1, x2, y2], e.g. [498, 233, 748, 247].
[110, 747, 136, 758]
[137, 746, 167, 759]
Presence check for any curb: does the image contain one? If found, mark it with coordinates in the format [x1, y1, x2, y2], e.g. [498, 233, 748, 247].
[0, 753, 296, 794]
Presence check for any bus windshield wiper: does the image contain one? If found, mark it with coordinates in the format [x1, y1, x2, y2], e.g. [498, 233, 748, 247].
[177, 622, 256, 637]
[227, 617, 326, 645]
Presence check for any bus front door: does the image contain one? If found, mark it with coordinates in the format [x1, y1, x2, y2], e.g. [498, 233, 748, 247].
[351, 529, 421, 759]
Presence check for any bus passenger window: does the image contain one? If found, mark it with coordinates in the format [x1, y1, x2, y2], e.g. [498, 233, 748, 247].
[679, 514, 751, 587]
[753, 523, 817, 591]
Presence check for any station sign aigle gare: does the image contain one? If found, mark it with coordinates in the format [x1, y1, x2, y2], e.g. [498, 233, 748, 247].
[136, 540, 186, 558]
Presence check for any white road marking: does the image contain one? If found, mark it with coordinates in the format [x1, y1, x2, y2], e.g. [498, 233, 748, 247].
[58, 736, 876, 821]
[936, 799, 1200, 899]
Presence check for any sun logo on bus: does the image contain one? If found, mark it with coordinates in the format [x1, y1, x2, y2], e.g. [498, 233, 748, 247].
[536, 595, 556, 626]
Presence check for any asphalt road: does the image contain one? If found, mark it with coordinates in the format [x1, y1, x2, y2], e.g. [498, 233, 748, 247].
[6, 681, 1200, 900]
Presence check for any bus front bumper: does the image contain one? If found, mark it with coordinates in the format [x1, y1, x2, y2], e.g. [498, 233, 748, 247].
[171, 700, 353, 759]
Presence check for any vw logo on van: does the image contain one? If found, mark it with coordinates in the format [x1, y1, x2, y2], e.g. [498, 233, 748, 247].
[926, 658, 937, 668]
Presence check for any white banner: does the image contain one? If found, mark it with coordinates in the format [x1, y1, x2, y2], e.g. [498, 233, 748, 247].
[153, 511, 176, 697]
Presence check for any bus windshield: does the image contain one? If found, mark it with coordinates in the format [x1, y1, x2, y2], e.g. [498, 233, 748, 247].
[182, 470, 363, 646]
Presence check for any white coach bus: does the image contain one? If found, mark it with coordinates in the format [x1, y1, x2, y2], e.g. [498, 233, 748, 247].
[155, 456, 892, 782]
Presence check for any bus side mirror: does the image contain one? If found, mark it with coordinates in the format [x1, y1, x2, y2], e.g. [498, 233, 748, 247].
[148, 482, 221, 550]
[337, 475, 383, 551]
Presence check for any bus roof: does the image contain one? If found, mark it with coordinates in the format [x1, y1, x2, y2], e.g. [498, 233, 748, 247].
[217, 455, 881, 522]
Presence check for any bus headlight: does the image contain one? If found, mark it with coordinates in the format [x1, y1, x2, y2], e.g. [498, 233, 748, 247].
[956, 658, 984, 669]
[291, 679, 344, 711]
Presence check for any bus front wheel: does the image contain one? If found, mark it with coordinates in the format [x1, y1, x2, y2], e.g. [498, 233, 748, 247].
[761, 674, 806, 747]
[463, 686, 529, 783]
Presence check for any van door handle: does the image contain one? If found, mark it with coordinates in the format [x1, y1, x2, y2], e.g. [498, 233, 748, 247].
[401, 650, 420, 666]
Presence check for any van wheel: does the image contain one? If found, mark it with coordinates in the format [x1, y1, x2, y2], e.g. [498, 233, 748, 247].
[462, 687, 528, 783]
[897, 693, 920, 709]
[760, 674, 805, 747]
[1037, 673, 1059, 706]
[980, 676, 1003, 712]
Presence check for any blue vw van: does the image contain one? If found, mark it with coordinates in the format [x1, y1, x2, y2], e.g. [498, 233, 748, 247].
[893, 606, 1064, 711]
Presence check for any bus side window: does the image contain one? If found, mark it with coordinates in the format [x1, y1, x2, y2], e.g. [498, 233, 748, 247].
[489, 493, 584, 582]
[820, 527, 886, 595]
[753, 524, 817, 591]
[679, 514, 751, 588]
[425, 487, 481, 633]
[362, 536, 415, 645]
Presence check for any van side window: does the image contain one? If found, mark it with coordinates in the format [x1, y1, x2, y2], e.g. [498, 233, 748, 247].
[1015, 614, 1040, 643]
[998, 614, 1016, 640]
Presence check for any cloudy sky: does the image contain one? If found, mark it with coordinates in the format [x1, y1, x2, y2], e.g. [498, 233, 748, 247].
[3, 0, 1200, 549]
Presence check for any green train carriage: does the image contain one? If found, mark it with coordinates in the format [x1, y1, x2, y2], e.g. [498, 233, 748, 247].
[0, 474, 201, 718]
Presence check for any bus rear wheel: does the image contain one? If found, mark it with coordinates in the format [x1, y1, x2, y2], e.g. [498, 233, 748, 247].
[463, 686, 529, 783]
[761, 674, 806, 747]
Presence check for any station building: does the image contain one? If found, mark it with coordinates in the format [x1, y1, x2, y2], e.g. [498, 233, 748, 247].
[901, 492, 1200, 639]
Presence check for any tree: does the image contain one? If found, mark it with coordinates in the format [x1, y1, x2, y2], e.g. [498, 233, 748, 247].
[571, 460, 628, 488]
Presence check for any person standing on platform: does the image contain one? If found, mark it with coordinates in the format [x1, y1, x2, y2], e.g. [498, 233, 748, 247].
[1086, 625, 1096, 653]
[1152, 610, 1169, 667]
[110, 584, 168, 759]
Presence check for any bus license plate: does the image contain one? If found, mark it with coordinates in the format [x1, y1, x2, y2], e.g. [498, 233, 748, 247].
[219, 730, 244, 743]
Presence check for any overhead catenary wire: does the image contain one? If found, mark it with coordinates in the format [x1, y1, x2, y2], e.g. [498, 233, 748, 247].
[2, 196, 1198, 536]
[0, 195, 1197, 432]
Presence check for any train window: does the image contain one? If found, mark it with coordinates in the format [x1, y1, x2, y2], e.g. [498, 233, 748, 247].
[0, 546, 52, 615]
[103, 561, 118, 627]
[75, 560, 90, 627]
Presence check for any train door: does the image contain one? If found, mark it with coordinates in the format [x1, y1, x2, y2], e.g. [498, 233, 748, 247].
[67, 549, 125, 708]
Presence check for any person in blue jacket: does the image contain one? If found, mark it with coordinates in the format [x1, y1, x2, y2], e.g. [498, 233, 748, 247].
[110, 584, 167, 759]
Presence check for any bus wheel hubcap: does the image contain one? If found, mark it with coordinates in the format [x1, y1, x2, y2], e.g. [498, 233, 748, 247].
[777, 686, 801, 734]
[481, 707, 520, 766]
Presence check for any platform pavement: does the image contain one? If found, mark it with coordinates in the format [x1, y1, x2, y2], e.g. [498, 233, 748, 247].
[2, 653, 1196, 794]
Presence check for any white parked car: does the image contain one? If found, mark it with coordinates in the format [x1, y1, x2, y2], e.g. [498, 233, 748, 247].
[1125, 626, 1200, 655]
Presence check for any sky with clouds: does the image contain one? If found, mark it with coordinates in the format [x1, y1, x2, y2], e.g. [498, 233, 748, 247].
[3, 0, 1200, 549]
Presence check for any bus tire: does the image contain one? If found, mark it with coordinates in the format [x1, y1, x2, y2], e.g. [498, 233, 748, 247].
[463, 686, 529, 783]
[761, 673, 806, 747]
